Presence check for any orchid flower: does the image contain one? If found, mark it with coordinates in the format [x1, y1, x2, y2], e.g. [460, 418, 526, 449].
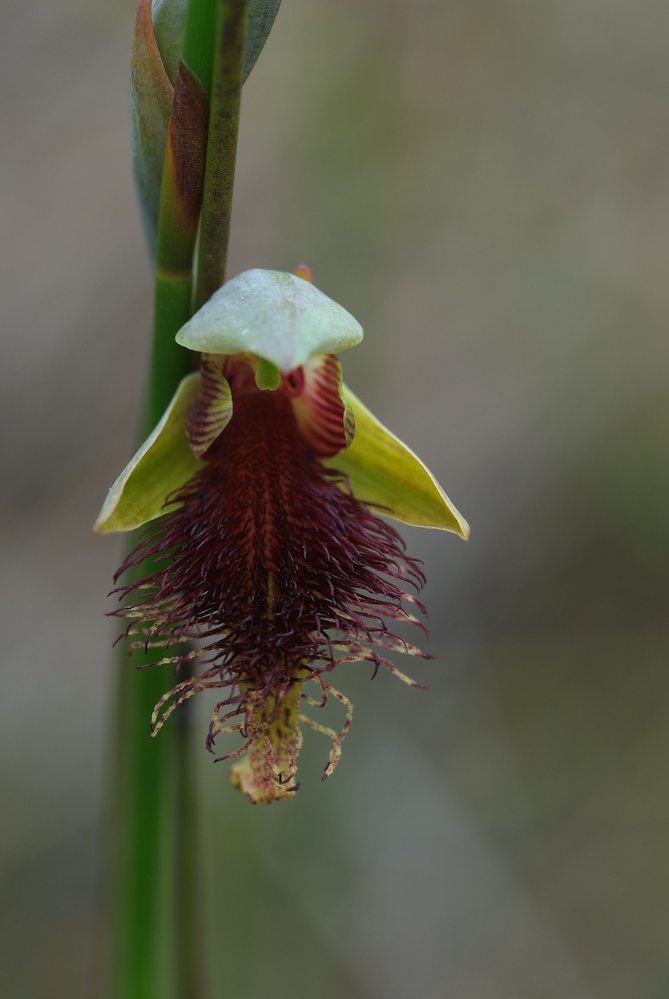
[96, 267, 468, 804]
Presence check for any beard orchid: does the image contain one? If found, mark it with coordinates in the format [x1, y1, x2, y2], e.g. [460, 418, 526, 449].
[96, 268, 468, 803]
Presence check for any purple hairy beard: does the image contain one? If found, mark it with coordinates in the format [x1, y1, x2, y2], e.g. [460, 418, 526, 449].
[113, 380, 428, 801]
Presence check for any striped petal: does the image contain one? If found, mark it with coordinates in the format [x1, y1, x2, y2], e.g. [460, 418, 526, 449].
[186, 356, 233, 457]
[290, 355, 354, 457]
[326, 387, 470, 538]
[94, 373, 203, 534]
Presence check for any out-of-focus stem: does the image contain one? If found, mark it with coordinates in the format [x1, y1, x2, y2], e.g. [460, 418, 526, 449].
[174, 708, 205, 999]
[112, 2, 250, 996]
[111, 3, 217, 998]
[174, 6, 248, 997]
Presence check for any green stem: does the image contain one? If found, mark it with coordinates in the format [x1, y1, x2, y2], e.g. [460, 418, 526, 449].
[173, 6, 248, 996]
[196, 0, 248, 307]
[174, 709, 205, 999]
[111, 2, 249, 996]
[111, 3, 219, 998]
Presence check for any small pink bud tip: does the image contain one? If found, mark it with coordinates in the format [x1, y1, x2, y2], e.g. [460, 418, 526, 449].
[294, 263, 314, 283]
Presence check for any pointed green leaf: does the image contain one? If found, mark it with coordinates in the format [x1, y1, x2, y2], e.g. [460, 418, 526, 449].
[132, 1, 283, 256]
[326, 387, 470, 537]
[95, 373, 203, 534]
[152, 0, 282, 86]
[176, 269, 363, 370]
[151, 0, 187, 85]
[131, 0, 175, 258]
[244, 1, 283, 81]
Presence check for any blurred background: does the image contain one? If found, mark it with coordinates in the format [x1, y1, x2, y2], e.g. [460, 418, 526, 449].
[2, 1, 668, 996]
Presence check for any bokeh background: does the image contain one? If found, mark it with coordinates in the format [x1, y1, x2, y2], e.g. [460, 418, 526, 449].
[2, 1, 668, 996]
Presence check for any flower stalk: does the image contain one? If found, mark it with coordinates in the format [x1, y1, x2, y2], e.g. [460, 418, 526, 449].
[196, 0, 247, 307]
[111, 2, 249, 997]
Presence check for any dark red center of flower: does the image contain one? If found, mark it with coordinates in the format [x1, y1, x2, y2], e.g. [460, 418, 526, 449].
[114, 372, 426, 763]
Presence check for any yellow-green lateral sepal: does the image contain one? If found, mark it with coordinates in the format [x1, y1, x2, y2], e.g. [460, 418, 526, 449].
[176, 270, 363, 371]
[326, 387, 470, 538]
[94, 372, 204, 534]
